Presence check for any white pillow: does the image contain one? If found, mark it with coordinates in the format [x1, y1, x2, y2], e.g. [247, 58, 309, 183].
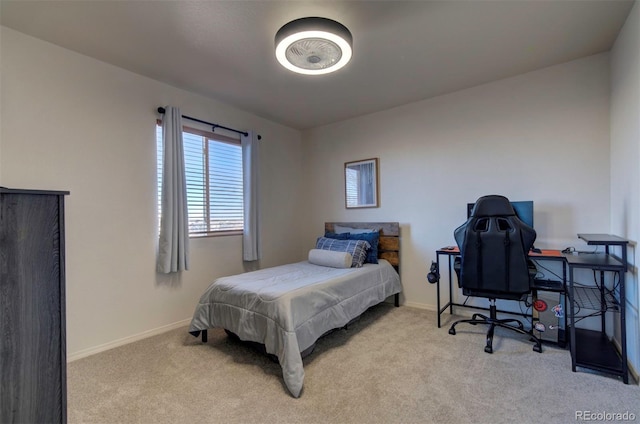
[334, 224, 379, 234]
[308, 249, 353, 268]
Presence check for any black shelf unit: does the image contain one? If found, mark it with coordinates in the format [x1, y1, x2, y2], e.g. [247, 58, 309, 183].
[574, 329, 624, 374]
[567, 234, 629, 384]
[573, 286, 620, 312]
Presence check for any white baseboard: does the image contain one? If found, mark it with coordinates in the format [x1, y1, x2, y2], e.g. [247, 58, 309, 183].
[403, 301, 437, 311]
[67, 318, 191, 362]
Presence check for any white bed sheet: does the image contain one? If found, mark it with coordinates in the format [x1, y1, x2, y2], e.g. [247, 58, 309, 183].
[188, 259, 401, 397]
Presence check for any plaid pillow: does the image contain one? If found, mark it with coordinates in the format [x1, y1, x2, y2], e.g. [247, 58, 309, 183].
[345, 231, 379, 264]
[315, 237, 371, 268]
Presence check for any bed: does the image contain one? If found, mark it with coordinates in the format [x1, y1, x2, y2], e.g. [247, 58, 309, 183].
[188, 222, 401, 397]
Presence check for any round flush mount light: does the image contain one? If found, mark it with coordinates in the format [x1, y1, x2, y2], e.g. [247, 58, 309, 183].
[275, 17, 353, 75]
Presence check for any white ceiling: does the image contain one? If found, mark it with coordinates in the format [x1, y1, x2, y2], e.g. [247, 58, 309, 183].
[0, 0, 634, 130]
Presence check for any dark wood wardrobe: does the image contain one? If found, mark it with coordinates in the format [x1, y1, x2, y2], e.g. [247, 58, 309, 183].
[0, 187, 69, 423]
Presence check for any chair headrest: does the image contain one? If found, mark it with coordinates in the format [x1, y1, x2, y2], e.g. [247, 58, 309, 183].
[471, 195, 516, 217]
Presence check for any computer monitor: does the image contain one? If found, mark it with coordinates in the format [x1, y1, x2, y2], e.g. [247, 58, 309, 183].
[467, 200, 534, 228]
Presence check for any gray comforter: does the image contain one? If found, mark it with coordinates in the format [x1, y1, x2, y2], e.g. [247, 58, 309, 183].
[188, 259, 401, 397]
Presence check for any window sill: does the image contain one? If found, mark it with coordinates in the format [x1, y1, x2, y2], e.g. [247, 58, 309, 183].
[190, 230, 243, 238]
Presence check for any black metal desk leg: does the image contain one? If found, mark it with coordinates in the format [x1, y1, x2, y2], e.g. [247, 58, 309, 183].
[569, 266, 577, 372]
[436, 255, 441, 328]
[620, 270, 629, 384]
[600, 270, 606, 330]
[448, 255, 454, 315]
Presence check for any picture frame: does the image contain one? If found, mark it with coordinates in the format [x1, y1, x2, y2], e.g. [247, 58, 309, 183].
[344, 158, 379, 208]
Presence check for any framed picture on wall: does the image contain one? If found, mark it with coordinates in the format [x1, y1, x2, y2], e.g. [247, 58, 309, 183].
[344, 158, 379, 208]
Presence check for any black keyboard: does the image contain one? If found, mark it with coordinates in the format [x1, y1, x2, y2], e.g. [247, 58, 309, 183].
[533, 279, 564, 291]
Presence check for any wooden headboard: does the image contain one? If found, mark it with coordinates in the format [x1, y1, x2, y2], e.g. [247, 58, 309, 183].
[324, 222, 400, 270]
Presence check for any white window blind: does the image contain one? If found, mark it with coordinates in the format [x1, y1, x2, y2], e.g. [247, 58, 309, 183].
[157, 124, 243, 236]
[345, 167, 359, 207]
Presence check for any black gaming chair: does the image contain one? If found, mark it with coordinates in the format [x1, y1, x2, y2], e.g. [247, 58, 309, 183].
[448, 195, 542, 353]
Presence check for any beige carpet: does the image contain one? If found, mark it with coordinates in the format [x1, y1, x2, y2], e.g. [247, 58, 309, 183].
[68, 304, 639, 423]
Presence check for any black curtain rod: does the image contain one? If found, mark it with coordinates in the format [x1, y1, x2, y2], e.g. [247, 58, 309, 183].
[157, 107, 261, 140]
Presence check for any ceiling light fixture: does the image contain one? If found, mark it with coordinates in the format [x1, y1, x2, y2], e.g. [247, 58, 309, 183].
[275, 17, 352, 75]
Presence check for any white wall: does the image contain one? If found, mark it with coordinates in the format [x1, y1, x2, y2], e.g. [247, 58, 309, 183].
[610, 1, 640, 376]
[0, 27, 306, 359]
[2, 15, 635, 373]
[302, 54, 611, 310]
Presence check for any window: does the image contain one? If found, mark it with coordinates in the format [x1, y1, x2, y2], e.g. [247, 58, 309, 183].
[157, 124, 243, 236]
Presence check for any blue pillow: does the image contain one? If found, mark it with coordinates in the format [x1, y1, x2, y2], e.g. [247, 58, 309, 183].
[346, 231, 379, 264]
[324, 231, 350, 240]
[315, 237, 370, 268]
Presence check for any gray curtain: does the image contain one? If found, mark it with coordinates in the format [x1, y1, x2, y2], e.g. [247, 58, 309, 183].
[241, 131, 260, 261]
[157, 106, 190, 273]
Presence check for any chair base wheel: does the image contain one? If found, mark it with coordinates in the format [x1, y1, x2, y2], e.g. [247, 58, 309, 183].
[447, 303, 543, 354]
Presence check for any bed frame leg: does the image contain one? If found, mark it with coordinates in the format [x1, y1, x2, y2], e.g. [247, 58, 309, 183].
[202, 330, 208, 343]
[394, 293, 399, 307]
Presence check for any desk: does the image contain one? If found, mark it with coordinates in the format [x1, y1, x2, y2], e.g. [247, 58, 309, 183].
[435, 247, 566, 329]
[435, 234, 630, 384]
[566, 234, 629, 384]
